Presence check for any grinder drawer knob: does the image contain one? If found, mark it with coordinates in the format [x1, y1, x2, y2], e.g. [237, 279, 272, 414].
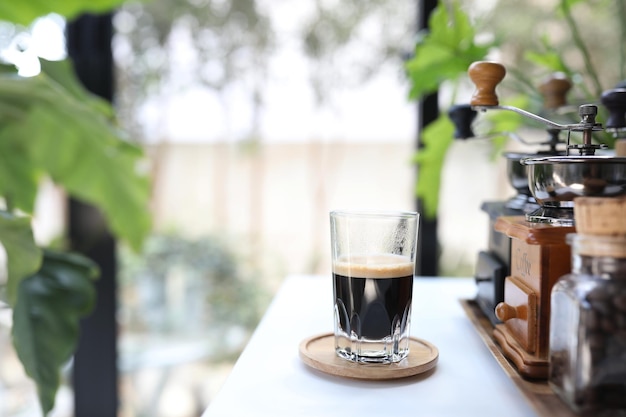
[468, 61, 506, 107]
[495, 302, 527, 322]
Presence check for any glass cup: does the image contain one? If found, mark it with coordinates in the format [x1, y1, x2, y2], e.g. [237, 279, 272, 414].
[330, 210, 419, 364]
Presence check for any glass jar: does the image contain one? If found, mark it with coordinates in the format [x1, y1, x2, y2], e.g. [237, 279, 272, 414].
[549, 233, 626, 414]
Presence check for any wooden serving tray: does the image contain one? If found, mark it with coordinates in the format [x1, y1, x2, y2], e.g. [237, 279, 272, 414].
[460, 299, 576, 417]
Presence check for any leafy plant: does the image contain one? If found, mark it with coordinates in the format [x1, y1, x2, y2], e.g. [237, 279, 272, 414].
[405, 1, 493, 219]
[0, 0, 150, 414]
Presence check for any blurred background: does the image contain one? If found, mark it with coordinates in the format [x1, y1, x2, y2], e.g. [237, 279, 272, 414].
[0, 0, 625, 415]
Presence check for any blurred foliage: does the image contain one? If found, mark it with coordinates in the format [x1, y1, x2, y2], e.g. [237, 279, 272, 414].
[0, 0, 151, 414]
[299, 0, 413, 104]
[405, 1, 494, 219]
[114, 0, 414, 138]
[118, 234, 269, 360]
[114, 0, 275, 138]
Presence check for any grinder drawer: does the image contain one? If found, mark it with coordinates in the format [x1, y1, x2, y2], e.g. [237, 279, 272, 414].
[495, 276, 537, 353]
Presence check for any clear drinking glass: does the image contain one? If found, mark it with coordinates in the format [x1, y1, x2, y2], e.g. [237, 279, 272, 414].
[330, 210, 419, 364]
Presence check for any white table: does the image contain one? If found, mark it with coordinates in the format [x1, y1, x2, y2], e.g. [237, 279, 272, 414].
[202, 275, 539, 417]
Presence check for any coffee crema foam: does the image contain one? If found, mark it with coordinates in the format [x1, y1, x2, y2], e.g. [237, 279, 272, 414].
[332, 254, 414, 279]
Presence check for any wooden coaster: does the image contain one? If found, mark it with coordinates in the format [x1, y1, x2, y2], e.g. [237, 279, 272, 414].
[298, 333, 438, 380]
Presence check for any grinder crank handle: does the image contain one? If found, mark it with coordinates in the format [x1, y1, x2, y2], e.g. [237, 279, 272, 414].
[468, 61, 506, 107]
[468, 61, 602, 135]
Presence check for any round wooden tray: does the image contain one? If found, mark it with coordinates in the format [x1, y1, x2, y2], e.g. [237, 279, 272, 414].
[298, 332, 438, 380]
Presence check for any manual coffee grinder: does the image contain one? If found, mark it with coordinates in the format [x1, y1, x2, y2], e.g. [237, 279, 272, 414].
[450, 75, 571, 326]
[467, 61, 621, 379]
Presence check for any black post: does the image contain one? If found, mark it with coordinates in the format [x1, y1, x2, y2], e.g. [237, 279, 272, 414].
[416, 0, 439, 276]
[66, 13, 119, 417]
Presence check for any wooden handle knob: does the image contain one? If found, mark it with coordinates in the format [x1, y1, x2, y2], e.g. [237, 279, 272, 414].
[601, 88, 626, 129]
[539, 73, 572, 109]
[495, 302, 526, 322]
[468, 61, 506, 106]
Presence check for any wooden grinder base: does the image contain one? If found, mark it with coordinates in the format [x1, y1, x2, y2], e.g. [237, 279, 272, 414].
[493, 325, 548, 379]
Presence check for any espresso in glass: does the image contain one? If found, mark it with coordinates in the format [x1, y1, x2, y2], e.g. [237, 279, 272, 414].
[333, 254, 414, 363]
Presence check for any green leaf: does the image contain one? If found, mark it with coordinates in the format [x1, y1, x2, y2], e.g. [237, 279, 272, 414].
[12, 249, 98, 415]
[0, 126, 41, 213]
[405, 44, 471, 98]
[525, 51, 567, 74]
[39, 60, 114, 118]
[412, 115, 455, 219]
[524, 35, 572, 75]
[405, 1, 492, 99]
[0, 62, 151, 251]
[28, 104, 151, 251]
[429, 0, 475, 48]
[0, 0, 131, 26]
[0, 211, 42, 305]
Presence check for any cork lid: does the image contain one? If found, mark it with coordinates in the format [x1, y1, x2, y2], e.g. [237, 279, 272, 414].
[574, 196, 626, 235]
